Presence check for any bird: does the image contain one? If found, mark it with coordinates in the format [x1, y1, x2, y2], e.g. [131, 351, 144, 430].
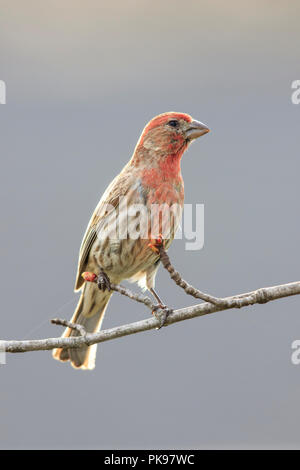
[53, 112, 210, 369]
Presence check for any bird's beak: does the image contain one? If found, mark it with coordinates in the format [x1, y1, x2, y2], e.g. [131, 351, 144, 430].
[185, 120, 210, 140]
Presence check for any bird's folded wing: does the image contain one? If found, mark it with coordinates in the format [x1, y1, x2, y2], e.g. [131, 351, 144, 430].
[74, 168, 136, 291]
[74, 225, 97, 291]
[74, 199, 118, 291]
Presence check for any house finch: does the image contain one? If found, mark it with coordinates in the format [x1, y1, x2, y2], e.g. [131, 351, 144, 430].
[53, 112, 210, 369]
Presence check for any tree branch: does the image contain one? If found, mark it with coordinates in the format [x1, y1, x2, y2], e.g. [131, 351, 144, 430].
[81, 272, 156, 310]
[157, 243, 226, 306]
[51, 318, 87, 337]
[2, 280, 300, 354]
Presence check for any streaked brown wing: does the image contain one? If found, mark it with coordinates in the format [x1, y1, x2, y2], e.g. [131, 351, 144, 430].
[74, 223, 98, 291]
[74, 168, 135, 291]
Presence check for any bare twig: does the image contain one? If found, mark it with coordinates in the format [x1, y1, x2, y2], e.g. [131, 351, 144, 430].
[51, 318, 87, 337]
[110, 283, 156, 310]
[2, 280, 300, 354]
[82, 272, 156, 310]
[157, 244, 226, 306]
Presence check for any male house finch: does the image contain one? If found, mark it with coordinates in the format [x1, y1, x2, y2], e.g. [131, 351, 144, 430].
[53, 112, 210, 369]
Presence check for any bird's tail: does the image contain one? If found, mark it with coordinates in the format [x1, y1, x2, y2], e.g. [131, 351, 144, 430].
[52, 282, 112, 370]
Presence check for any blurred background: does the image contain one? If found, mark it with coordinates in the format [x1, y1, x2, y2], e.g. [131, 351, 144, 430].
[0, 0, 299, 449]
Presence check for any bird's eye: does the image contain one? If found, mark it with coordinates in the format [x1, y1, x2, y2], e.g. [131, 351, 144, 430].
[168, 120, 179, 128]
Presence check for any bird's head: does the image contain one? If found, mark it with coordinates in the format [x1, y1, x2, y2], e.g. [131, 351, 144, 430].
[135, 112, 210, 163]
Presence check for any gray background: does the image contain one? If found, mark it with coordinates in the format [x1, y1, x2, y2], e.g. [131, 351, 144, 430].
[0, 0, 299, 449]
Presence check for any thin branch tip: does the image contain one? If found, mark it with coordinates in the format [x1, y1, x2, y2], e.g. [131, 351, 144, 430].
[51, 318, 87, 337]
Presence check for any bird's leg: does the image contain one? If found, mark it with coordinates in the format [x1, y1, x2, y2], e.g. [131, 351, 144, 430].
[150, 288, 172, 329]
[148, 235, 172, 327]
[97, 270, 111, 292]
[150, 288, 166, 309]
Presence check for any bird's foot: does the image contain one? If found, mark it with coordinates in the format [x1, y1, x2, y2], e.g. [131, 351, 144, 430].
[148, 234, 165, 254]
[97, 270, 111, 292]
[152, 304, 173, 329]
